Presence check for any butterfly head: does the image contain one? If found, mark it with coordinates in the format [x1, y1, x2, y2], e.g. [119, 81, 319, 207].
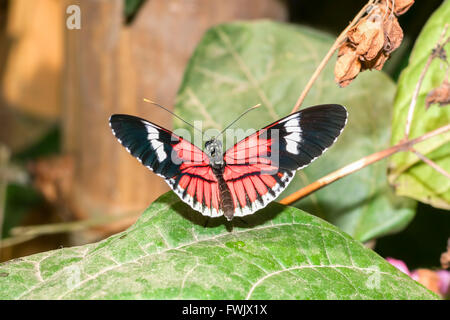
[205, 139, 223, 167]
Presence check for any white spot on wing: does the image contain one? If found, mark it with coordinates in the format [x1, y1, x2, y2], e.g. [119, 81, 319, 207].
[151, 140, 167, 162]
[282, 113, 300, 122]
[147, 133, 159, 140]
[284, 118, 299, 127]
[285, 132, 302, 142]
[144, 123, 158, 134]
[286, 140, 299, 154]
[285, 126, 301, 133]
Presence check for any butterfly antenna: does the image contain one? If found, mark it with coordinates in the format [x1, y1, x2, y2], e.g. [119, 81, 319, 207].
[143, 98, 204, 136]
[215, 103, 261, 139]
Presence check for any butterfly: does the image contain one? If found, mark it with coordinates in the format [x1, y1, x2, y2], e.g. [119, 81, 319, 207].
[109, 104, 347, 221]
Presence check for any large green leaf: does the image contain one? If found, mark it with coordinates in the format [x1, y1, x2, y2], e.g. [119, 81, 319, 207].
[174, 21, 414, 242]
[389, 1, 450, 210]
[0, 192, 436, 299]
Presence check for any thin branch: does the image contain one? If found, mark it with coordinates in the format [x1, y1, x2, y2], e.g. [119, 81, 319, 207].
[10, 211, 139, 237]
[0, 210, 140, 249]
[404, 24, 449, 140]
[410, 147, 450, 179]
[290, 0, 378, 113]
[0, 235, 36, 249]
[0, 146, 10, 248]
[280, 124, 450, 205]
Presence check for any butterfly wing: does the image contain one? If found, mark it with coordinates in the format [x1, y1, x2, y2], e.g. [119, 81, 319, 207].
[109, 114, 223, 217]
[223, 104, 347, 217]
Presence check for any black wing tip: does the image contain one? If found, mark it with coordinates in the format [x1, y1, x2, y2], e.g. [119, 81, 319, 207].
[109, 114, 141, 122]
[290, 104, 348, 121]
[299, 104, 348, 127]
[305, 103, 347, 115]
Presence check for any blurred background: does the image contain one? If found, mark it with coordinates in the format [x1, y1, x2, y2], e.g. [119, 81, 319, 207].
[0, 0, 447, 271]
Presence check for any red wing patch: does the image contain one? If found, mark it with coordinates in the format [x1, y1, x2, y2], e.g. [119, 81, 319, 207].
[223, 125, 295, 217]
[167, 140, 222, 217]
[224, 167, 295, 217]
[169, 139, 222, 216]
[172, 139, 210, 166]
[224, 134, 273, 165]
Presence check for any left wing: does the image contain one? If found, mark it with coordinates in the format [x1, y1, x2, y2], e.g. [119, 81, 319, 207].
[223, 104, 347, 217]
[109, 114, 223, 217]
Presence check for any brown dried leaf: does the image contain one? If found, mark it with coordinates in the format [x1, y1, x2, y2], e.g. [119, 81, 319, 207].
[425, 78, 450, 109]
[383, 16, 404, 54]
[361, 51, 389, 71]
[392, 0, 415, 16]
[348, 14, 385, 61]
[335, 45, 361, 87]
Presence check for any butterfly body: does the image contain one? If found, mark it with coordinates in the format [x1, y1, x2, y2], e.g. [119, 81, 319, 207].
[110, 104, 347, 221]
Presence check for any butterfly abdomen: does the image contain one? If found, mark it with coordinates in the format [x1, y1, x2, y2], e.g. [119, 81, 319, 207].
[212, 166, 235, 221]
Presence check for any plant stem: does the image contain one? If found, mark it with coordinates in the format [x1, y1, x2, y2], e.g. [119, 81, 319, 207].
[0, 210, 140, 249]
[280, 124, 450, 205]
[0, 146, 10, 249]
[290, 0, 377, 113]
[410, 148, 450, 179]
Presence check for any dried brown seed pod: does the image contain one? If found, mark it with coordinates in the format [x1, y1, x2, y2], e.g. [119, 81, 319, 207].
[381, 0, 415, 16]
[348, 10, 385, 61]
[383, 16, 404, 54]
[361, 51, 389, 71]
[333, 0, 413, 87]
[335, 44, 362, 87]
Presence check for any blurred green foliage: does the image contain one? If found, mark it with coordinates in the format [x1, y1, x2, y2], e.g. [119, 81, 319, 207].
[124, 0, 146, 24]
[2, 127, 59, 239]
[389, 0, 450, 210]
[2, 184, 42, 238]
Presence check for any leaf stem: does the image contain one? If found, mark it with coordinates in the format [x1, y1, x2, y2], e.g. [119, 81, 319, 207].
[279, 124, 450, 205]
[290, 0, 378, 113]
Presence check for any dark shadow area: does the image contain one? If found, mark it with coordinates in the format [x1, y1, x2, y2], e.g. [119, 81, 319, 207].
[288, 0, 443, 39]
[375, 202, 450, 269]
[168, 195, 286, 232]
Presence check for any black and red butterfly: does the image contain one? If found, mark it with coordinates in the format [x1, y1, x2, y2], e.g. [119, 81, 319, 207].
[109, 104, 347, 221]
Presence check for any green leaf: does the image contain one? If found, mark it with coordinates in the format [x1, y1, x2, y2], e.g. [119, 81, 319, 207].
[124, 0, 145, 24]
[174, 21, 415, 242]
[389, 1, 450, 210]
[0, 192, 436, 299]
